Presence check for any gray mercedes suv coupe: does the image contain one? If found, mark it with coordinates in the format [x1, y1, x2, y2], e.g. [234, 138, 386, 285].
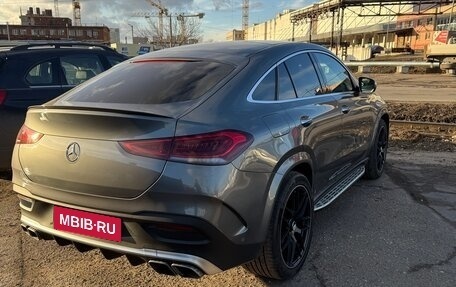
[12, 41, 389, 280]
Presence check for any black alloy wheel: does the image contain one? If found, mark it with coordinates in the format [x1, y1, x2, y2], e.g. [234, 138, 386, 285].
[244, 171, 313, 279]
[280, 184, 312, 268]
[376, 124, 388, 172]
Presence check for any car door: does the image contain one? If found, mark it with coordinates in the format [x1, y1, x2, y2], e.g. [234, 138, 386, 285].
[9, 57, 63, 108]
[0, 56, 62, 169]
[311, 52, 375, 168]
[277, 52, 345, 195]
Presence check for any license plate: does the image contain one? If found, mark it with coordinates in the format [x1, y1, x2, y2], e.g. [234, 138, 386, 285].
[53, 206, 122, 242]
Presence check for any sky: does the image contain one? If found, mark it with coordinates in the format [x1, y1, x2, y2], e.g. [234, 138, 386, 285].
[0, 0, 313, 42]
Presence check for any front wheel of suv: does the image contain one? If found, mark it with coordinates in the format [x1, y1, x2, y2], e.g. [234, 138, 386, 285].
[244, 171, 313, 279]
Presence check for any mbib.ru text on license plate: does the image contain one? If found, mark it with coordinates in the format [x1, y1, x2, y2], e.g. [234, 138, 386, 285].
[53, 206, 121, 242]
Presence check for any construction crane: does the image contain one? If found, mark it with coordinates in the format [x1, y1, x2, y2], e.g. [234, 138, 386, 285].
[242, 0, 249, 39]
[177, 13, 205, 44]
[145, 0, 168, 39]
[72, 0, 81, 26]
[54, 0, 59, 17]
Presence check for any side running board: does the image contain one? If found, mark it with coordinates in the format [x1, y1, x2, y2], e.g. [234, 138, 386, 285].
[314, 165, 365, 211]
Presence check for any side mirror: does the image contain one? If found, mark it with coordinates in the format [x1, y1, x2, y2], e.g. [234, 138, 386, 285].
[359, 77, 377, 94]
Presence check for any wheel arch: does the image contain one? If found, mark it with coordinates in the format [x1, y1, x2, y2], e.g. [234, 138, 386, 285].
[256, 149, 315, 242]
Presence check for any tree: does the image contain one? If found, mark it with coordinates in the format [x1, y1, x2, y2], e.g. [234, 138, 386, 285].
[135, 14, 203, 49]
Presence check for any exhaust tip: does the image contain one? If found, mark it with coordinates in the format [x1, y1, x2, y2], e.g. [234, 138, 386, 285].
[171, 263, 204, 278]
[20, 224, 28, 232]
[26, 227, 40, 240]
[148, 260, 177, 276]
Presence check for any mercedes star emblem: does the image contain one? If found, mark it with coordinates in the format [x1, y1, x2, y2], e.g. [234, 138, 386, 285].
[66, 142, 81, 162]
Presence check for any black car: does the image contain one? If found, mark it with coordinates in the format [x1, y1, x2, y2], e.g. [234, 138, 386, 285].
[0, 42, 128, 170]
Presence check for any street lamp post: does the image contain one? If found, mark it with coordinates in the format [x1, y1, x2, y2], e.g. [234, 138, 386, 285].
[449, 0, 455, 24]
[6, 22, 10, 41]
[169, 16, 173, 47]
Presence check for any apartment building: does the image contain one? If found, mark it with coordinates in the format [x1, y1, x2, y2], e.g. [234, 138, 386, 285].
[396, 3, 455, 51]
[226, 29, 245, 41]
[0, 7, 110, 44]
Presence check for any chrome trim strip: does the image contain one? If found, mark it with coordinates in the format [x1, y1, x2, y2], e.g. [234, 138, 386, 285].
[29, 85, 61, 88]
[247, 49, 331, 104]
[247, 49, 353, 104]
[20, 216, 223, 275]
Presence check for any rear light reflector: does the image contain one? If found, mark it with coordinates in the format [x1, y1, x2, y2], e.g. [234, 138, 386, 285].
[119, 130, 253, 165]
[119, 138, 172, 160]
[16, 125, 44, 144]
[0, 89, 6, 105]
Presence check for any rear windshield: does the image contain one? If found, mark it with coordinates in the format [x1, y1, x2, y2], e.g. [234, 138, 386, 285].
[63, 60, 234, 104]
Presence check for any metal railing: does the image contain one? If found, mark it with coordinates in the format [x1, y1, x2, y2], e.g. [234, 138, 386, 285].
[344, 61, 441, 73]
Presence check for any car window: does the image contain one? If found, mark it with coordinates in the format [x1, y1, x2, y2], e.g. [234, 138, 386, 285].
[252, 69, 275, 101]
[61, 54, 104, 85]
[313, 53, 353, 93]
[277, 63, 297, 100]
[26, 61, 53, 85]
[62, 60, 234, 104]
[285, 53, 322, 98]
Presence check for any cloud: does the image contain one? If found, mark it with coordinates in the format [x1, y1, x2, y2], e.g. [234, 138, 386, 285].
[211, 0, 232, 11]
[278, 0, 313, 10]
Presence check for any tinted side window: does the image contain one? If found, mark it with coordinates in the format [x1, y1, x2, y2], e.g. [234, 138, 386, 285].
[252, 69, 275, 101]
[61, 54, 104, 85]
[277, 63, 297, 100]
[26, 61, 53, 85]
[313, 53, 353, 93]
[285, 53, 322, 98]
[63, 60, 234, 104]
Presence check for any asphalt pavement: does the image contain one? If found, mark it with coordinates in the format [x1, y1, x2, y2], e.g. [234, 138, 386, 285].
[366, 73, 456, 103]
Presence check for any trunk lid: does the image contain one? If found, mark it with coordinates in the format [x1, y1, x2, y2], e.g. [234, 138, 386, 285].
[18, 107, 176, 199]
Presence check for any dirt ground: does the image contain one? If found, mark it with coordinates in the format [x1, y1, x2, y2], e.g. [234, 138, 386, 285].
[387, 102, 456, 152]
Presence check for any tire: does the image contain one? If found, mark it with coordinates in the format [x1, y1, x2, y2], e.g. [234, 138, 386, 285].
[440, 62, 456, 70]
[244, 171, 313, 280]
[365, 119, 388, 179]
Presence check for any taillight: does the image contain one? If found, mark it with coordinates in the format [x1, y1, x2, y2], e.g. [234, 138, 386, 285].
[16, 125, 43, 144]
[119, 130, 253, 165]
[0, 89, 6, 105]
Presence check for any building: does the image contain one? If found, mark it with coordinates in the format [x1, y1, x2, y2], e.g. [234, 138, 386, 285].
[110, 28, 121, 44]
[235, 0, 455, 59]
[133, 36, 149, 44]
[226, 29, 244, 41]
[396, 3, 456, 51]
[244, 4, 407, 48]
[0, 7, 110, 44]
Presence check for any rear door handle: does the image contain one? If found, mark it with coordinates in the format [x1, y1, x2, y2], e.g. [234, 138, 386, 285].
[300, 116, 313, 127]
[341, 105, 350, 114]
